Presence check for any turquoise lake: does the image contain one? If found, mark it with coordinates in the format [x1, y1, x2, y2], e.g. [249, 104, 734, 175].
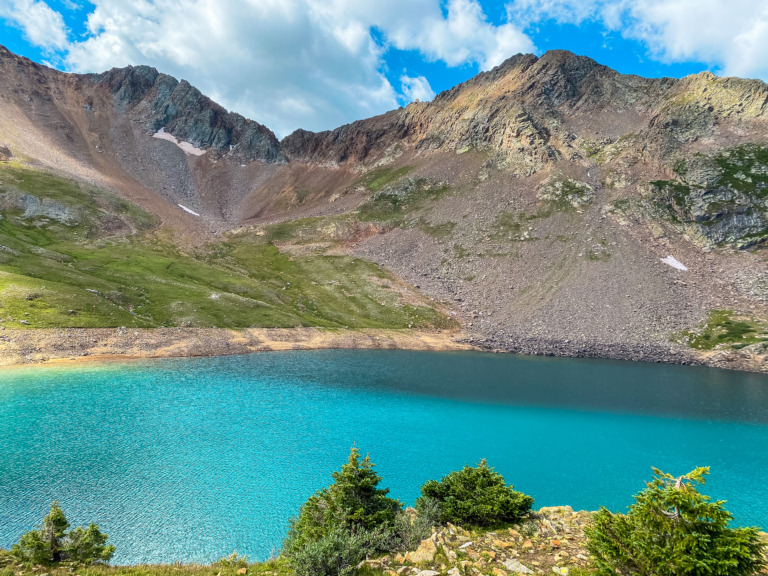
[1, 350, 767, 564]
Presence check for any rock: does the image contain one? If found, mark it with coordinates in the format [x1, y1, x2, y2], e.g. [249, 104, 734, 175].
[551, 540, 561, 548]
[407, 538, 437, 563]
[552, 568, 568, 575]
[460, 541, 474, 548]
[523, 540, 534, 549]
[492, 569, 508, 576]
[448, 568, 461, 576]
[503, 559, 533, 574]
[236, 569, 247, 575]
[416, 571, 440, 576]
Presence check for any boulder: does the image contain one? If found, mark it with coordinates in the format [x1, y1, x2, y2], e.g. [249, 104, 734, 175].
[407, 538, 437, 563]
[503, 559, 533, 574]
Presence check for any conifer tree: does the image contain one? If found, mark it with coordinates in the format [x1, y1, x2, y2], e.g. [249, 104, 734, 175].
[11, 501, 115, 565]
[586, 467, 766, 576]
[417, 459, 533, 526]
[284, 445, 401, 552]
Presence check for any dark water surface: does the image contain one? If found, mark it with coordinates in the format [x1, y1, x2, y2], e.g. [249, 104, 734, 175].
[1, 350, 766, 564]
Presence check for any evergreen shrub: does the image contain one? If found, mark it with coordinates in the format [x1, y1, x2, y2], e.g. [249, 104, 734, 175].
[586, 467, 766, 576]
[11, 501, 115, 565]
[416, 459, 533, 526]
[283, 446, 402, 576]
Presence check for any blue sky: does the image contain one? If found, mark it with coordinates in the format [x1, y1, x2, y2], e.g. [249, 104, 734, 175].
[1, 0, 765, 137]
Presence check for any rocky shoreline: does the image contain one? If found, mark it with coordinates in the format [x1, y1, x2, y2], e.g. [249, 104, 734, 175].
[460, 332, 768, 374]
[1, 326, 767, 374]
[0, 327, 475, 368]
[364, 507, 768, 576]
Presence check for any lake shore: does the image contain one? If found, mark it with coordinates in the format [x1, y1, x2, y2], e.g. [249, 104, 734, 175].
[1, 326, 767, 373]
[0, 327, 477, 368]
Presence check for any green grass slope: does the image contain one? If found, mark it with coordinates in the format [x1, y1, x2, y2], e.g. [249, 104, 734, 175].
[0, 163, 452, 330]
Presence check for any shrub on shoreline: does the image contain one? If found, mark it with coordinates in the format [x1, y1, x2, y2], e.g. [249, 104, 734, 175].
[586, 467, 766, 576]
[416, 459, 534, 527]
[11, 501, 114, 565]
[283, 446, 404, 576]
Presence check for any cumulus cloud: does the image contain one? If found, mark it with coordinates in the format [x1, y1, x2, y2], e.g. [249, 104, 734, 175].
[400, 75, 436, 102]
[0, 0, 68, 50]
[1, 0, 533, 137]
[508, 0, 768, 80]
[7, 0, 766, 138]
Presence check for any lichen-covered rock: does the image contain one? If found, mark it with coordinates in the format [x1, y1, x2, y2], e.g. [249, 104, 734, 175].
[537, 176, 595, 209]
[651, 145, 768, 248]
[0, 190, 80, 226]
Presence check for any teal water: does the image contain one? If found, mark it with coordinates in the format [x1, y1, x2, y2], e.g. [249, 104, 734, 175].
[1, 350, 767, 564]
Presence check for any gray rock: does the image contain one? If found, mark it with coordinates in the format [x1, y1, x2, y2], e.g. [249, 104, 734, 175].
[0, 190, 80, 226]
[504, 559, 533, 574]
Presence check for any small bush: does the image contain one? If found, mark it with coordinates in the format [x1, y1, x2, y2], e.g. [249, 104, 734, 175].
[387, 499, 442, 553]
[284, 446, 402, 576]
[287, 527, 388, 576]
[586, 467, 766, 576]
[11, 501, 115, 565]
[416, 459, 533, 526]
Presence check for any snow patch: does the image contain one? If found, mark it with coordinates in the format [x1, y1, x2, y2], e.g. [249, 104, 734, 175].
[178, 204, 200, 216]
[153, 128, 206, 156]
[661, 255, 688, 271]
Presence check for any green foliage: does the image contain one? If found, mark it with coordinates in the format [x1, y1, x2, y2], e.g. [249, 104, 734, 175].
[0, 550, 291, 576]
[286, 527, 388, 576]
[355, 166, 413, 192]
[713, 144, 768, 197]
[585, 467, 766, 576]
[0, 166, 453, 331]
[217, 552, 249, 568]
[650, 180, 692, 209]
[416, 459, 534, 527]
[356, 179, 449, 225]
[678, 310, 768, 350]
[284, 446, 402, 574]
[10, 501, 115, 565]
[417, 220, 456, 239]
[390, 499, 441, 553]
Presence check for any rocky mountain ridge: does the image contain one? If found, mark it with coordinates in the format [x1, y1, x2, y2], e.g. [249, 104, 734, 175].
[3, 45, 768, 372]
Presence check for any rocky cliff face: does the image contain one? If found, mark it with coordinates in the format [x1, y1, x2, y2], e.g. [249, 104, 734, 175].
[93, 65, 285, 164]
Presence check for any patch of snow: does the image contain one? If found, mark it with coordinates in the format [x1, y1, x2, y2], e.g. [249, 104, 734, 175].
[153, 128, 206, 156]
[178, 204, 200, 216]
[661, 255, 688, 271]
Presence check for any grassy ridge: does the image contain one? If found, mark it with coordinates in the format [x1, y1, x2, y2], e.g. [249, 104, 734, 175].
[0, 163, 453, 330]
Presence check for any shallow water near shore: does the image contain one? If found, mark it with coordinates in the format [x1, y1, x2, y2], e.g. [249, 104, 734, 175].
[1, 350, 767, 564]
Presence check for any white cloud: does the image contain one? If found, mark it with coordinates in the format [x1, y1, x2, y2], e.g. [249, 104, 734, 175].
[0, 0, 68, 50]
[400, 75, 436, 102]
[373, 0, 535, 69]
[507, 0, 768, 80]
[1, 0, 533, 137]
